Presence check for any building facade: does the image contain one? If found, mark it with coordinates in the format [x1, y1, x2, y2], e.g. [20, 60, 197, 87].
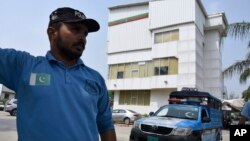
[106, 0, 228, 114]
[0, 84, 15, 100]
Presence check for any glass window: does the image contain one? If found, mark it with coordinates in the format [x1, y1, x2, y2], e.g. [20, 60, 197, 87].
[139, 64, 146, 77]
[154, 66, 168, 75]
[131, 69, 139, 78]
[4, 93, 9, 99]
[162, 32, 172, 42]
[109, 65, 118, 79]
[160, 66, 168, 75]
[117, 71, 124, 79]
[154, 67, 159, 75]
[119, 90, 150, 106]
[155, 105, 198, 120]
[119, 93, 125, 105]
[171, 30, 179, 40]
[154, 30, 179, 44]
[109, 58, 178, 78]
[112, 109, 119, 113]
[154, 32, 162, 43]
[119, 110, 126, 113]
[125, 92, 131, 105]
[147, 61, 153, 77]
[144, 92, 150, 105]
[125, 64, 131, 78]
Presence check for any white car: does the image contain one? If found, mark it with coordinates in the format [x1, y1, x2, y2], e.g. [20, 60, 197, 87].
[5, 98, 17, 116]
[112, 109, 142, 125]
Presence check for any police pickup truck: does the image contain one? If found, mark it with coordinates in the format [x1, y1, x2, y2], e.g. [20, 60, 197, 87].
[129, 88, 222, 141]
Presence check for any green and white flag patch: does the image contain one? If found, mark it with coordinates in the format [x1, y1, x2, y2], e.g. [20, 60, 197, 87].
[29, 73, 51, 85]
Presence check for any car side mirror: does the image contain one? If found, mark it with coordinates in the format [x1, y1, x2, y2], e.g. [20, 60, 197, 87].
[202, 117, 211, 122]
[149, 112, 154, 116]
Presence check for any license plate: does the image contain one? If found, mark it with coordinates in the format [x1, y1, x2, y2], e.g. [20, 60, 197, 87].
[147, 136, 159, 141]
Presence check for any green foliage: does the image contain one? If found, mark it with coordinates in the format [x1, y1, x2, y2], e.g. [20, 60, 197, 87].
[223, 21, 250, 99]
[242, 87, 250, 102]
[108, 91, 114, 100]
[142, 113, 149, 117]
[226, 22, 250, 40]
[223, 21, 250, 81]
[240, 68, 250, 83]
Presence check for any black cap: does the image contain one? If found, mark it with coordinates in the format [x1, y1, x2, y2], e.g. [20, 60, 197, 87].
[49, 7, 100, 32]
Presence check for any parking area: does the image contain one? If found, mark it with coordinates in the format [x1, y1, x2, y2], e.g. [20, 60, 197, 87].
[0, 111, 230, 141]
[0, 111, 17, 141]
[0, 111, 132, 141]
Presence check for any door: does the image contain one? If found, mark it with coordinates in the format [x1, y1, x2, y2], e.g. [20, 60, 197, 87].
[112, 109, 119, 122]
[201, 109, 217, 141]
[117, 109, 126, 122]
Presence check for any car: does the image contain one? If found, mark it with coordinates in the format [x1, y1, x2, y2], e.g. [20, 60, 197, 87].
[112, 109, 142, 125]
[5, 98, 17, 116]
[0, 101, 4, 111]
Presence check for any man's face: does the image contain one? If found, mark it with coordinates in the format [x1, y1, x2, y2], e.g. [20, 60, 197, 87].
[54, 22, 88, 60]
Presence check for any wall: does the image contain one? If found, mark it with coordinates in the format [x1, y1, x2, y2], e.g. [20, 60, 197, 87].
[113, 88, 177, 114]
[203, 30, 223, 98]
[108, 4, 151, 53]
[149, 0, 195, 30]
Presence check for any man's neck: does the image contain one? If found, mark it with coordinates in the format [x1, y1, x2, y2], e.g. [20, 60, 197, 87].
[50, 50, 77, 67]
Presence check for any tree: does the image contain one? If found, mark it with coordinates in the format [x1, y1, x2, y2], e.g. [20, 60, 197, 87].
[242, 87, 250, 101]
[223, 21, 250, 100]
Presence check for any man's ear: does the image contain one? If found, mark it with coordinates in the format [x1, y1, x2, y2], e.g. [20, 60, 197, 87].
[47, 27, 57, 40]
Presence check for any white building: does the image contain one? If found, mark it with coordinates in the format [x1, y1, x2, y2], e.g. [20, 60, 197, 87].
[106, 0, 228, 114]
[0, 84, 15, 100]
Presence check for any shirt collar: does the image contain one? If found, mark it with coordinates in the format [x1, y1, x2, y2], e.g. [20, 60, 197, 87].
[46, 51, 85, 67]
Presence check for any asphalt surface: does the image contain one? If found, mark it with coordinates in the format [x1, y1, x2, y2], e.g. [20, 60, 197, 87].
[0, 111, 17, 141]
[0, 111, 230, 141]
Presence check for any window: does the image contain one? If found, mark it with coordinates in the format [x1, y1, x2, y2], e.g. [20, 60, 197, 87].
[109, 65, 118, 79]
[4, 93, 9, 99]
[112, 109, 119, 113]
[117, 71, 124, 79]
[160, 66, 168, 75]
[108, 57, 178, 79]
[154, 67, 159, 75]
[154, 66, 168, 75]
[119, 90, 150, 106]
[131, 70, 139, 78]
[119, 110, 126, 113]
[154, 30, 179, 44]
[201, 109, 208, 118]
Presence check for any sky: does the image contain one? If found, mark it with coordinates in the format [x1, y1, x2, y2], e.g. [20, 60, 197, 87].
[0, 0, 249, 98]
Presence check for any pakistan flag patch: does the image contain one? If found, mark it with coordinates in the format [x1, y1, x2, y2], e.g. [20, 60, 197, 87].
[29, 73, 51, 86]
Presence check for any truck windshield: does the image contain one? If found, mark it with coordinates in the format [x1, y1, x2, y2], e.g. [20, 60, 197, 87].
[154, 105, 199, 120]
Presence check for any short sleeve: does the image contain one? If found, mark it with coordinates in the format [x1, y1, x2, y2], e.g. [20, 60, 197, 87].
[241, 101, 250, 120]
[96, 76, 114, 133]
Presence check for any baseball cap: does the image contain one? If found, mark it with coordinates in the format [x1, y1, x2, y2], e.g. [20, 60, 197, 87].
[49, 7, 100, 32]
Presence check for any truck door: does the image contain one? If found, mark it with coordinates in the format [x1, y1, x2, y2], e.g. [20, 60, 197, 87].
[201, 108, 217, 141]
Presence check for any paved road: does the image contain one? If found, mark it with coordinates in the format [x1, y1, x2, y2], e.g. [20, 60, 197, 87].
[0, 111, 17, 141]
[114, 124, 230, 141]
[0, 111, 230, 141]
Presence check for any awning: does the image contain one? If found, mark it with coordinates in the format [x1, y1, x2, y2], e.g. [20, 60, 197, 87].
[222, 99, 245, 111]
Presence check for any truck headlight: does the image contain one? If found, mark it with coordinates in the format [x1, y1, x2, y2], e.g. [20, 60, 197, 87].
[171, 128, 192, 136]
[133, 121, 140, 129]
